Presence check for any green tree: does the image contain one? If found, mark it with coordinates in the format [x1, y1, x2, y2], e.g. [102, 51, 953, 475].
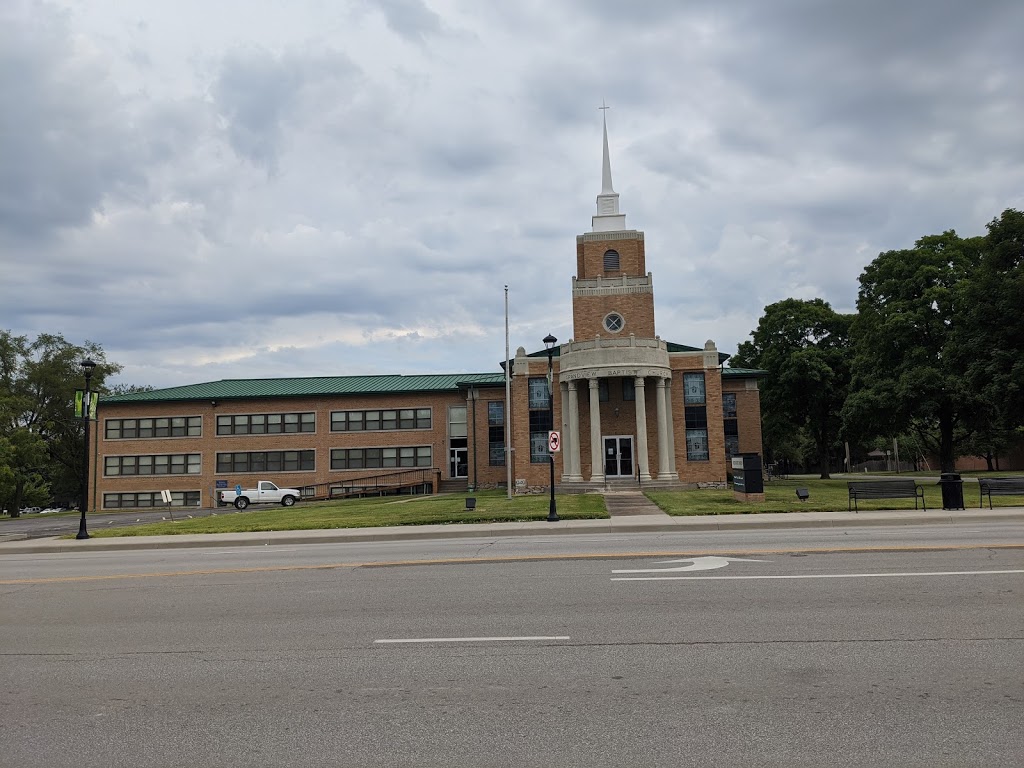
[845, 230, 982, 473]
[732, 298, 853, 479]
[958, 209, 1024, 446]
[0, 331, 120, 515]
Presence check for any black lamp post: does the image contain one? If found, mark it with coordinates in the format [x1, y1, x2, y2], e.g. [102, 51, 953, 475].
[77, 358, 97, 540]
[543, 334, 559, 522]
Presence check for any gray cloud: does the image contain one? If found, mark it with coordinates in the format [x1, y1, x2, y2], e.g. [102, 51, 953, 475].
[1, 0, 1021, 389]
[371, 0, 443, 42]
[0, 6, 144, 240]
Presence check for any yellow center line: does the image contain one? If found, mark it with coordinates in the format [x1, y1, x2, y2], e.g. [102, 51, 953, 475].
[2, 542, 1022, 585]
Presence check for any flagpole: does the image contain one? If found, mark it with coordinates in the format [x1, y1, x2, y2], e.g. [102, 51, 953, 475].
[504, 285, 513, 499]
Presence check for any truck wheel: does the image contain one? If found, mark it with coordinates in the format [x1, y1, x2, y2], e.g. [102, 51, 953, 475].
[234, 497, 249, 510]
[281, 495, 296, 507]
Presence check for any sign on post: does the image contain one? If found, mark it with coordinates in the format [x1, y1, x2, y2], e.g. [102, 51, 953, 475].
[160, 489, 175, 521]
[548, 431, 561, 453]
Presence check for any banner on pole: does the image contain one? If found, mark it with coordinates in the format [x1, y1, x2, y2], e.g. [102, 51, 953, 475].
[74, 391, 98, 419]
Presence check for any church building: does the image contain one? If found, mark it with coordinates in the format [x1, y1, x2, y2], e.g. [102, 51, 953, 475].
[507, 114, 763, 491]
[92, 119, 763, 510]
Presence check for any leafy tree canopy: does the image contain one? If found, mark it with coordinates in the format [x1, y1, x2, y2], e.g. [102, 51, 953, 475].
[844, 230, 983, 472]
[0, 331, 121, 515]
[732, 298, 853, 478]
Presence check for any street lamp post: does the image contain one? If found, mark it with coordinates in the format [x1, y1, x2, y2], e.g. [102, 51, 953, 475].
[543, 334, 559, 522]
[77, 359, 97, 540]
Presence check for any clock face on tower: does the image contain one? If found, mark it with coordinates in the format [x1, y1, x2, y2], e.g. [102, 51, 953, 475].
[603, 312, 624, 333]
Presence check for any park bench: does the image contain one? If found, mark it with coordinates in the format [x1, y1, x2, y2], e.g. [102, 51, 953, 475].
[847, 480, 926, 512]
[978, 477, 1024, 509]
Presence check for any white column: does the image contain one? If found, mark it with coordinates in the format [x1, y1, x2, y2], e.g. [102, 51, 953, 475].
[634, 377, 652, 482]
[560, 381, 569, 482]
[656, 377, 678, 480]
[664, 377, 678, 479]
[588, 378, 605, 483]
[567, 381, 583, 481]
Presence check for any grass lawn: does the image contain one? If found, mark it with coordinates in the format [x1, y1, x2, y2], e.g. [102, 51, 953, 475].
[645, 477, 1007, 515]
[88, 490, 608, 537]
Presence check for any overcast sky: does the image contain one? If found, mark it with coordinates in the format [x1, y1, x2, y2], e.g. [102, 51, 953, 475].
[2, 0, 1022, 389]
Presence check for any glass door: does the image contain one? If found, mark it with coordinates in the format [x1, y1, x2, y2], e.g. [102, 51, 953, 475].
[449, 442, 468, 478]
[603, 436, 634, 477]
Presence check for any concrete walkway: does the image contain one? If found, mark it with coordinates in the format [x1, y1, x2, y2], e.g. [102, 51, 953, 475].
[1, 506, 1021, 554]
[602, 490, 668, 517]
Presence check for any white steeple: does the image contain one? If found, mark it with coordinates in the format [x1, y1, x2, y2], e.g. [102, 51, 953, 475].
[593, 105, 627, 232]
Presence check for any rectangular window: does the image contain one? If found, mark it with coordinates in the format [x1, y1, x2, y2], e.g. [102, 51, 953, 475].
[622, 377, 635, 401]
[722, 393, 737, 419]
[104, 454, 201, 476]
[106, 416, 201, 439]
[683, 373, 706, 404]
[331, 446, 431, 470]
[723, 393, 739, 458]
[374, 445, 435, 468]
[215, 450, 314, 473]
[449, 406, 467, 439]
[529, 410, 553, 463]
[528, 377, 551, 409]
[104, 490, 200, 509]
[725, 428, 739, 458]
[487, 401, 505, 466]
[218, 413, 314, 436]
[331, 408, 431, 431]
[598, 379, 609, 402]
[686, 430, 709, 461]
[685, 404, 709, 461]
[529, 378, 553, 463]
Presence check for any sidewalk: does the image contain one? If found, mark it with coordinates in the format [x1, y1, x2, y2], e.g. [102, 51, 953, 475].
[1, 506, 1022, 554]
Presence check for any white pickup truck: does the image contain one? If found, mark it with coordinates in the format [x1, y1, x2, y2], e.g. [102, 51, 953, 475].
[218, 481, 302, 510]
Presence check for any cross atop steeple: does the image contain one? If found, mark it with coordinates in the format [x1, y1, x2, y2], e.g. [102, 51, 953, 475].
[593, 103, 626, 232]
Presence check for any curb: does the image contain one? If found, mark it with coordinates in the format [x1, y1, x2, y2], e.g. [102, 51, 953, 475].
[2, 508, 1022, 554]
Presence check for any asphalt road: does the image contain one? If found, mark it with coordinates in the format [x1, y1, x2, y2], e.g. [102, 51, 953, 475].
[2, 527, 1022, 767]
[0, 505, 225, 539]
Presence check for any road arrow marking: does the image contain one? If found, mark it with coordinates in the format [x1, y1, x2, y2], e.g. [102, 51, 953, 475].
[611, 556, 767, 574]
[611, 569, 1024, 582]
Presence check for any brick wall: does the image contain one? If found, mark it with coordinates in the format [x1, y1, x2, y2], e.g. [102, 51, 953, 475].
[92, 391, 474, 510]
[576, 233, 646, 279]
[572, 291, 656, 344]
[670, 355, 728, 484]
[723, 378, 764, 457]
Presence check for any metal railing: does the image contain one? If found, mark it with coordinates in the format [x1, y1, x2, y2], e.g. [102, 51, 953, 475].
[299, 468, 441, 501]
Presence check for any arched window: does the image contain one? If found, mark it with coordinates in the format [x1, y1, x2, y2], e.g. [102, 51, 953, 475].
[603, 249, 620, 271]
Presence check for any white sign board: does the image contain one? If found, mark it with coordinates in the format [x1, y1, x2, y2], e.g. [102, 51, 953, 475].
[548, 431, 560, 453]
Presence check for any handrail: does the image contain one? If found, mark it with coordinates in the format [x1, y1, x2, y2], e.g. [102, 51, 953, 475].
[299, 468, 441, 500]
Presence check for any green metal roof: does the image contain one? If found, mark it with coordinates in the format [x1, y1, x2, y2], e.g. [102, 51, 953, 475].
[722, 367, 766, 377]
[101, 373, 507, 404]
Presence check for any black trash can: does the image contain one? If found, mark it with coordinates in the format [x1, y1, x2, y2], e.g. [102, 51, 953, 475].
[938, 472, 964, 510]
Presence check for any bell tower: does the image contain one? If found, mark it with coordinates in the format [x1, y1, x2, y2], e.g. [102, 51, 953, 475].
[572, 109, 656, 342]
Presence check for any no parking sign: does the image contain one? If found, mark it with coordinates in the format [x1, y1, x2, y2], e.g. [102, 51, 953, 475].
[548, 431, 561, 453]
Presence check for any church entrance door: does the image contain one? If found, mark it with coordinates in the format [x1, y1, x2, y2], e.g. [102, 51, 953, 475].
[603, 436, 634, 478]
